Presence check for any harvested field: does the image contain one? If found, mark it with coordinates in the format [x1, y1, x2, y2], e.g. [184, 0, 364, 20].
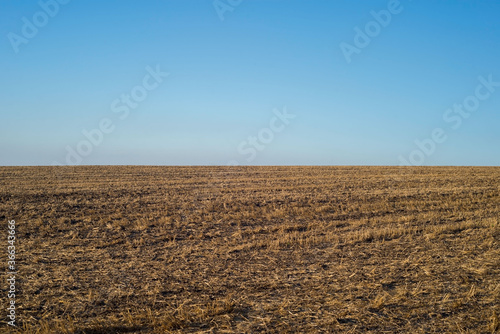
[0, 166, 499, 333]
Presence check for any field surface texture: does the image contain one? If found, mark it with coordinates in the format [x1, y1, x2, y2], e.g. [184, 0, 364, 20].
[0, 166, 499, 333]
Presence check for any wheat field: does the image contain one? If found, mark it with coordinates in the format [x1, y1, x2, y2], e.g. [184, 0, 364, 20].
[0, 166, 499, 333]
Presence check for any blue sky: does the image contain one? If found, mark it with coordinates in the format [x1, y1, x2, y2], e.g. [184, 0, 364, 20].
[1, 0, 499, 166]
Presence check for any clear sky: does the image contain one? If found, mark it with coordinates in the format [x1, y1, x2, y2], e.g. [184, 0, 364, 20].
[1, 0, 499, 166]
